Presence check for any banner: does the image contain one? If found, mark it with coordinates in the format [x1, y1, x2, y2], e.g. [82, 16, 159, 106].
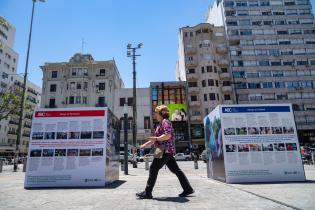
[24, 107, 108, 188]
[165, 104, 187, 122]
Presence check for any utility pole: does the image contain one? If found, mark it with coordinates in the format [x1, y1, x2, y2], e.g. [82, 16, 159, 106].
[127, 43, 142, 168]
[14, 0, 45, 172]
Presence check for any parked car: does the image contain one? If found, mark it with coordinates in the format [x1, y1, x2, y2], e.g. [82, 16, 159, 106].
[139, 154, 154, 162]
[174, 153, 191, 161]
[119, 151, 133, 163]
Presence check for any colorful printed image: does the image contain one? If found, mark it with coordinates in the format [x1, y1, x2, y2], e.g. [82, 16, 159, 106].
[249, 144, 262, 152]
[93, 131, 104, 139]
[92, 148, 103, 156]
[238, 144, 250, 152]
[226, 144, 236, 152]
[262, 143, 274, 151]
[42, 149, 54, 157]
[80, 149, 91, 156]
[286, 143, 297, 151]
[44, 132, 55, 140]
[55, 149, 66, 156]
[248, 127, 259, 135]
[274, 143, 286, 151]
[259, 127, 272, 135]
[67, 149, 79, 156]
[165, 104, 187, 122]
[236, 127, 247, 135]
[69, 132, 80, 139]
[30, 149, 42, 157]
[56, 132, 67, 139]
[272, 127, 283, 134]
[224, 128, 235, 135]
[81, 131, 92, 139]
[32, 132, 44, 140]
[283, 127, 294, 134]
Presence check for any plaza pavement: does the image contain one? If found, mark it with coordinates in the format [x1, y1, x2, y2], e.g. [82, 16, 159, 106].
[0, 161, 314, 210]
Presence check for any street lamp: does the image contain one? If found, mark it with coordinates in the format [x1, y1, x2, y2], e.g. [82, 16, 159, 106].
[123, 103, 128, 175]
[127, 43, 142, 168]
[14, 0, 45, 172]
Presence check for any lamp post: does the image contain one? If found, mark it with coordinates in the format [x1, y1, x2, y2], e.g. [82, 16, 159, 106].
[123, 103, 128, 175]
[127, 43, 142, 168]
[14, 0, 45, 172]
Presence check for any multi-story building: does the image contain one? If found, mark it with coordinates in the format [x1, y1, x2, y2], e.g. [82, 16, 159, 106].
[5, 77, 41, 156]
[40, 53, 124, 111]
[114, 88, 151, 147]
[0, 16, 19, 155]
[206, 0, 315, 144]
[177, 23, 234, 149]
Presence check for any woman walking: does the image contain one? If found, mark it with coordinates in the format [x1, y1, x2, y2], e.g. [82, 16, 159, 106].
[136, 105, 194, 199]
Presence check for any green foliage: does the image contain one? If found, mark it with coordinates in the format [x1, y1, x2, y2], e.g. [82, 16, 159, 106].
[0, 88, 22, 122]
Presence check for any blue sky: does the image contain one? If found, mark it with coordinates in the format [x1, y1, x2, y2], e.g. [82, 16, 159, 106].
[1, 0, 315, 88]
[0, 0, 212, 88]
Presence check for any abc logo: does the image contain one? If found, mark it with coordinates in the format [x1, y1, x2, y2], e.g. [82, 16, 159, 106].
[224, 108, 232, 113]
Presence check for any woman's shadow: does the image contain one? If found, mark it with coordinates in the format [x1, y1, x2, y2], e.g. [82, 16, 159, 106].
[153, 196, 191, 203]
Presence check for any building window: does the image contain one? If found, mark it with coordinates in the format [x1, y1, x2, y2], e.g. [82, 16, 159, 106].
[216, 80, 219, 87]
[191, 95, 197, 101]
[49, 99, 55, 108]
[98, 97, 105, 107]
[204, 94, 208, 101]
[76, 96, 81, 104]
[77, 83, 81, 89]
[84, 82, 88, 90]
[188, 82, 198, 87]
[99, 82, 105, 90]
[188, 68, 195, 74]
[208, 79, 214, 86]
[70, 82, 75, 89]
[202, 80, 206, 87]
[224, 95, 231, 100]
[83, 96, 87, 104]
[51, 71, 57, 78]
[262, 82, 273, 88]
[69, 96, 74, 104]
[120, 98, 126, 106]
[72, 69, 76, 76]
[50, 84, 57, 92]
[100, 69, 105, 76]
[223, 81, 230, 86]
[209, 93, 216, 101]
[201, 66, 205, 73]
[144, 117, 150, 129]
[127, 97, 133, 106]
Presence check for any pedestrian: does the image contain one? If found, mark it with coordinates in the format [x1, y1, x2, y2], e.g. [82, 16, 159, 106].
[136, 105, 194, 199]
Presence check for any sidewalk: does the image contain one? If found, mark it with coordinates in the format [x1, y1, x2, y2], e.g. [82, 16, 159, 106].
[0, 162, 315, 210]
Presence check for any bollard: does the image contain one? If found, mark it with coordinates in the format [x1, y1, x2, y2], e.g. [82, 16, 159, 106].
[194, 160, 198, 169]
[0, 160, 3, 173]
[23, 158, 27, 172]
[145, 158, 149, 171]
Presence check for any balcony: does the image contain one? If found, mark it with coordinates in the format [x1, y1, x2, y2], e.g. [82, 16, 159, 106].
[8, 131, 17, 136]
[221, 86, 233, 92]
[186, 74, 198, 81]
[218, 59, 229, 66]
[216, 45, 228, 54]
[184, 47, 196, 54]
[190, 101, 201, 107]
[219, 72, 231, 79]
[191, 116, 202, 122]
[9, 120, 19, 125]
[188, 87, 199, 93]
[185, 60, 197, 67]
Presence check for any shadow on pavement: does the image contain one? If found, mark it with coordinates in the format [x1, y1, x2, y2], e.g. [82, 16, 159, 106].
[24, 180, 126, 190]
[153, 197, 190, 203]
[233, 179, 315, 185]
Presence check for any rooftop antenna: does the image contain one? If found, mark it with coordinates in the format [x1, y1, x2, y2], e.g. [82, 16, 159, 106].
[81, 38, 86, 53]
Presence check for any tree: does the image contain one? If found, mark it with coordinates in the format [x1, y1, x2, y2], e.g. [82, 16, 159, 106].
[0, 87, 21, 122]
